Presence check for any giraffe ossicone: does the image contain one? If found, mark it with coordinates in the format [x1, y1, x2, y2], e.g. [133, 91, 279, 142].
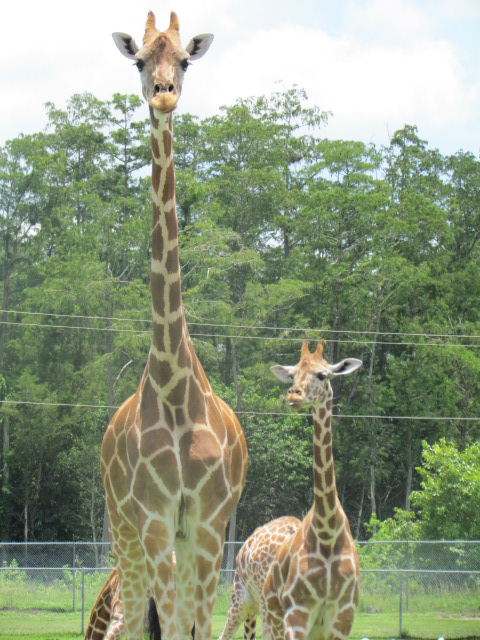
[101, 10, 247, 640]
[261, 340, 361, 640]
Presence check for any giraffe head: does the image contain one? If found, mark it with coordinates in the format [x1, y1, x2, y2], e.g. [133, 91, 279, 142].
[270, 340, 362, 410]
[112, 11, 213, 113]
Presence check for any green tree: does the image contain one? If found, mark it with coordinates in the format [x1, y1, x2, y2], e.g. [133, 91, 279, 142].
[411, 439, 480, 540]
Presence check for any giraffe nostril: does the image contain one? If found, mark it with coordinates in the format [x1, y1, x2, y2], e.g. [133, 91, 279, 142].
[153, 84, 160, 96]
[168, 84, 174, 93]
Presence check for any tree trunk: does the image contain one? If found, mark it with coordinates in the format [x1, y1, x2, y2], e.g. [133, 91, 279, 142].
[355, 482, 365, 540]
[24, 503, 28, 542]
[30, 435, 45, 539]
[405, 425, 412, 511]
[90, 469, 99, 566]
[0, 236, 11, 368]
[367, 306, 381, 522]
[102, 265, 115, 560]
[369, 455, 377, 519]
[225, 506, 237, 585]
[230, 339, 242, 412]
[1, 413, 10, 541]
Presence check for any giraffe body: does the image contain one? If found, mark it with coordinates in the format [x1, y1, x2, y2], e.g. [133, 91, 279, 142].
[261, 341, 361, 640]
[218, 516, 301, 640]
[102, 12, 247, 640]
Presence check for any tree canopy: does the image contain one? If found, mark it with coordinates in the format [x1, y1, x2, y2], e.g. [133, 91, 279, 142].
[1, 88, 479, 542]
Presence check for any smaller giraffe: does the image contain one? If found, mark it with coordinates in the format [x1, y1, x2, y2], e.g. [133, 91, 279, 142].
[261, 340, 362, 640]
[85, 554, 177, 640]
[218, 516, 301, 640]
[84, 569, 123, 640]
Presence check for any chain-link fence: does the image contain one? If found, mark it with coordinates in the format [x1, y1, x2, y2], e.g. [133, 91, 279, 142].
[1, 541, 479, 638]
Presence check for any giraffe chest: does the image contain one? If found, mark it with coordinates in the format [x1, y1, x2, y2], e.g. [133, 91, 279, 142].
[272, 523, 358, 606]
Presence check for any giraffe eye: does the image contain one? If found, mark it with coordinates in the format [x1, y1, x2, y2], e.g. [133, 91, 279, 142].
[135, 59, 145, 72]
[317, 372, 327, 380]
[180, 59, 190, 72]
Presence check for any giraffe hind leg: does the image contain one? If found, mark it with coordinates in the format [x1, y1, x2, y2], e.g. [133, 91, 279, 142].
[244, 616, 256, 640]
[218, 574, 255, 640]
[110, 522, 148, 640]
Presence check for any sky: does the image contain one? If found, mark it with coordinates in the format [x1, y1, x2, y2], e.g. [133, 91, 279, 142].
[1, 0, 479, 156]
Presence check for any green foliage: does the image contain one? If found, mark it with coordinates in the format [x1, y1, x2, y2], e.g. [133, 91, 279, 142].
[1, 86, 479, 543]
[411, 439, 480, 540]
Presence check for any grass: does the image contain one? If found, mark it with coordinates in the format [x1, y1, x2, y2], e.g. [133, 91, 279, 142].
[1, 577, 480, 639]
[1, 609, 480, 640]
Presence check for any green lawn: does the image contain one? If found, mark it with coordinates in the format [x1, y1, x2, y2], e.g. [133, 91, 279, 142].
[1, 580, 480, 639]
[0, 611, 480, 640]
[2, 608, 480, 640]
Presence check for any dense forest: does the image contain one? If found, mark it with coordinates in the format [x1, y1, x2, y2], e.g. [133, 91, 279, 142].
[0, 87, 479, 544]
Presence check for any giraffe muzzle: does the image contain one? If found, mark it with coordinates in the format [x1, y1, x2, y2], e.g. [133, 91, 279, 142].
[149, 91, 179, 113]
[287, 391, 305, 411]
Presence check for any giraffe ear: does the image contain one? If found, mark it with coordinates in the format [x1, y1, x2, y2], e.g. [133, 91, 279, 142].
[112, 32, 140, 60]
[329, 358, 362, 377]
[185, 34, 214, 60]
[270, 365, 295, 383]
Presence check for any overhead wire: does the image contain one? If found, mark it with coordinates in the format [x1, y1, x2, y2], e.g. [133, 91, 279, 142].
[1, 311, 479, 423]
[1, 317, 480, 348]
[0, 399, 478, 423]
[2, 309, 480, 341]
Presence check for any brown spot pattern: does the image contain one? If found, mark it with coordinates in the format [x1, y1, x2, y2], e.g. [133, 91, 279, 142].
[166, 248, 179, 274]
[151, 272, 166, 317]
[151, 220, 164, 261]
[162, 163, 175, 204]
[163, 129, 172, 157]
[166, 375, 187, 406]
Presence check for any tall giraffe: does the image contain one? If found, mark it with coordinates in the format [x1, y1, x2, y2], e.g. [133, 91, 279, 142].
[218, 516, 301, 640]
[261, 340, 361, 640]
[101, 11, 248, 640]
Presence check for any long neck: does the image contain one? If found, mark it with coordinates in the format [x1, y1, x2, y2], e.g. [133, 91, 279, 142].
[148, 108, 189, 367]
[311, 384, 345, 543]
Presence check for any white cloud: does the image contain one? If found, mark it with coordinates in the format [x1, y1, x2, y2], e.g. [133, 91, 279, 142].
[0, 0, 479, 155]
[189, 18, 478, 148]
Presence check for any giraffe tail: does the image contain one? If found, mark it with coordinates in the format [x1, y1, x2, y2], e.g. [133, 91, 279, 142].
[147, 597, 161, 640]
[146, 598, 195, 640]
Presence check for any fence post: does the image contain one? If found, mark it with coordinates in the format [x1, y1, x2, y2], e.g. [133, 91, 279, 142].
[81, 570, 85, 635]
[72, 570, 76, 612]
[399, 568, 403, 638]
[405, 540, 410, 612]
[72, 538, 76, 612]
